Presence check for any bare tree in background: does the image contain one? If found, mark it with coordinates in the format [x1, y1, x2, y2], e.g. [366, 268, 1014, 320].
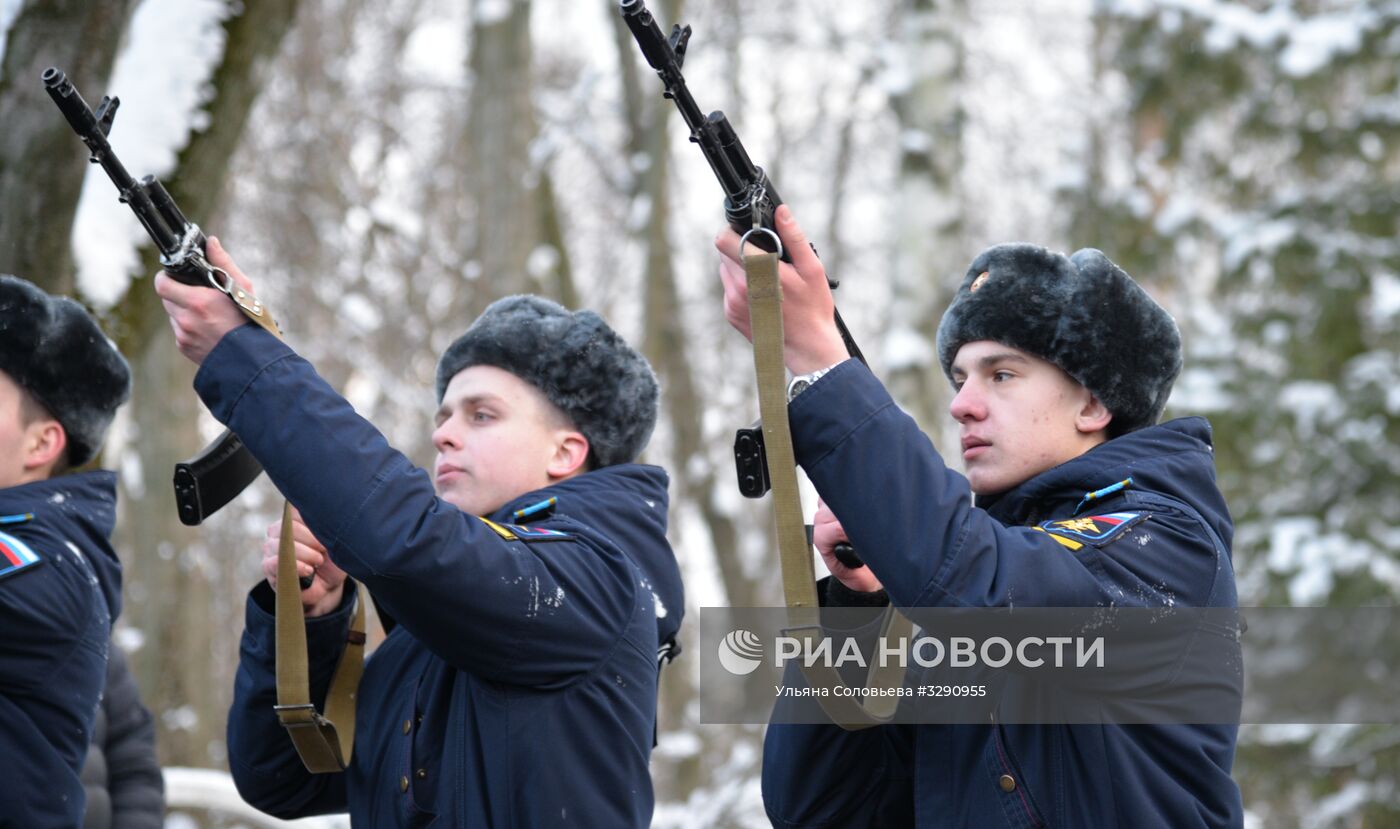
[883, 0, 966, 435]
[464, 0, 551, 305]
[0, 0, 138, 292]
[109, 0, 303, 768]
[609, 0, 756, 807]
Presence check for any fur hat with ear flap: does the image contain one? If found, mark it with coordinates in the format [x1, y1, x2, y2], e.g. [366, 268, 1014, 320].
[435, 295, 659, 467]
[935, 244, 1182, 435]
[0, 275, 132, 467]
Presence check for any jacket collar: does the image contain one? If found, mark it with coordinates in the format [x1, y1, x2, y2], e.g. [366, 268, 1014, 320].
[0, 470, 119, 537]
[976, 417, 1217, 526]
[493, 463, 670, 523]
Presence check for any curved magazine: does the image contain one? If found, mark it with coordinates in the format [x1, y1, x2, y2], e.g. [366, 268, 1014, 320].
[173, 430, 263, 526]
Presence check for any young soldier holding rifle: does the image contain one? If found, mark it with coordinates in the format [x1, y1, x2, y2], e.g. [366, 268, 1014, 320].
[156, 243, 684, 827]
[716, 211, 1243, 827]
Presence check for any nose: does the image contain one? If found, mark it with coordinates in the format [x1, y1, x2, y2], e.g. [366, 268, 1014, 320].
[949, 379, 986, 423]
[432, 417, 461, 453]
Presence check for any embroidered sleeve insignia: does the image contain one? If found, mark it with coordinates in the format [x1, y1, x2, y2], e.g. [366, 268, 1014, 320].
[1033, 512, 1148, 551]
[500, 523, 573, 542]
[477, 516, 573, 543]
[0, 528, 44, 582]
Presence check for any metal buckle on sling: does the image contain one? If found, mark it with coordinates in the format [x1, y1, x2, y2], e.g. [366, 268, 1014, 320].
[273, 703, 326, 728]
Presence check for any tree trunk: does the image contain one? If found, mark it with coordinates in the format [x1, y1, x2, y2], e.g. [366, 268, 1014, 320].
[0, 0, 138, 293]
[465, 0, 542, 304]
[109, 0, 302, 769]
[883, 0, 965, 444]
[110, 0, 303, 358]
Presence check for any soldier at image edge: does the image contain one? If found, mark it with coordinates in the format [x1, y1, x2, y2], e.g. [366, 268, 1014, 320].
[0, 275, 131, 829]
[716, 206, 1243, 828]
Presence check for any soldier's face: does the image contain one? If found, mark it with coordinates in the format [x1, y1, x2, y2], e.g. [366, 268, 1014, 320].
[431, 365, 585, 516]
[949, 341, 1109, 496]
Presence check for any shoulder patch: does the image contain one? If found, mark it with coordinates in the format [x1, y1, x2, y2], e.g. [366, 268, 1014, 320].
[477, 516, 573, 543]
[500, 523, 573, 542]
[1034, 512, 1149, 551]
[0, 529, 44, 582]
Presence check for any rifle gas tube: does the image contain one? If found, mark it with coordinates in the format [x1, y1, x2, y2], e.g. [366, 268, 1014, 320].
[621, 0, 867, 564]
[44, 67, 265, 526]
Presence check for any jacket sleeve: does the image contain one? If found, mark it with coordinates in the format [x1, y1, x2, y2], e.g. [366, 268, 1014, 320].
[102, 647, 165, 829]
[194, 325, 637, 687]
[791, 360, 1153, 610]
[762, 716, 915, 828]
[225, 582, 352, 819]
[762, 589, 915, 828]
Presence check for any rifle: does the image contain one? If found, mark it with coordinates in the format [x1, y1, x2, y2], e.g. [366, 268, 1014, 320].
[43, 67, 265, 527]
[620, 0, 866, 568]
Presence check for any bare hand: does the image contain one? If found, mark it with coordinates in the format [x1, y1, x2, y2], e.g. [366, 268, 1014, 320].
[813, 498, 884, 594]
[154, 237, 255, 365]
[714, 205, 849, 375]
[262, 507, 347, 617]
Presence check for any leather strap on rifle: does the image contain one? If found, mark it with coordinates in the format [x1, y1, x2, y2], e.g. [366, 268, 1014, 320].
[273, 501, 368, 772]
[228, 295, 366, 773]
[743, 245, 913, 729]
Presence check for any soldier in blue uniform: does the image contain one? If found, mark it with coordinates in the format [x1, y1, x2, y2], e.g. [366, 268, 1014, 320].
[0, 276, 130, 828]
[715, 208, 1243, 827]
[154, 238, 684, 827]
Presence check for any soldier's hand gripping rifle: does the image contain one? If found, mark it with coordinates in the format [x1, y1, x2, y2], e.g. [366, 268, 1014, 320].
[621, 0, 866, 568]
[44, 67, 267, 527]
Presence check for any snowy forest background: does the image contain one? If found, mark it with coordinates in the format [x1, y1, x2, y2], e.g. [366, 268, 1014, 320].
[1, 0, 1397, 825]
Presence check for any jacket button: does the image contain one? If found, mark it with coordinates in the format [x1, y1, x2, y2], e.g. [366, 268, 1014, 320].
[403, 718, 412, 735]
[416, 768, 428, 780]
[400, 775, 410, 792]
[999, 774, 1016, 792]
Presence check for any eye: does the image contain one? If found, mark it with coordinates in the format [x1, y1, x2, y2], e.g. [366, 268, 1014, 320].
[992, 370, 1014, 383]
[472, 410, 494, 423]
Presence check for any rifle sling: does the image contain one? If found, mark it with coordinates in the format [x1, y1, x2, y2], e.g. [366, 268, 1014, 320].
[230, 295, 365, 774]
[742, 249, 912, 729]
[271, 504, 367, 773]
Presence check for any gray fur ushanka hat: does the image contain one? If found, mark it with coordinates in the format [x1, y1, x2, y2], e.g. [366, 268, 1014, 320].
[0, 275, 132, 466]
[435, 295, 659, 467]
[935, 244, 1182, 434]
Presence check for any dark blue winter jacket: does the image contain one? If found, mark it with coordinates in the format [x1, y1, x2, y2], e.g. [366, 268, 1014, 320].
[200, 324, 684, 827]
[762, 360, 1243, 828]
[0, 472, 123, 829]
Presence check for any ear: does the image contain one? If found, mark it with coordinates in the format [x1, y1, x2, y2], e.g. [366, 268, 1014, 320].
[1075, 391, 1113, 436]
[23, 419, 67, 475]
[546, 429, 591, 479]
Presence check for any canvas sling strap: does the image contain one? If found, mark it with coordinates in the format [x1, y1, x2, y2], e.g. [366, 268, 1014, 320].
[213, 283, 368, 773]
[740, 234, 914, 730]
[273, 502, 368, 773]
